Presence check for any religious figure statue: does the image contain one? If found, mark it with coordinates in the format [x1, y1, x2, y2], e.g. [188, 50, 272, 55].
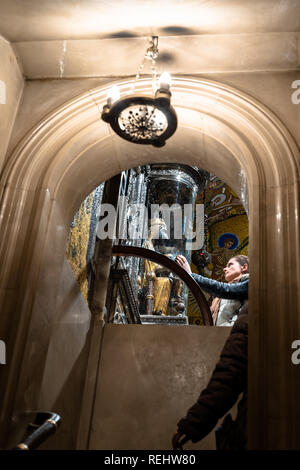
[141, 218, 185, 316]
[210, 237, 236, 281]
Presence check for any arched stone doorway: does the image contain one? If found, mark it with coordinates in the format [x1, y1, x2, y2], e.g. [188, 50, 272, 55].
[0, 77, 299, 449]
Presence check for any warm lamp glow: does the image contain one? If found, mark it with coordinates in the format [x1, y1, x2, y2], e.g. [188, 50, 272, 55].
[101, 38, 177, 147]
[107, 85, 120, 106]
[159, 72, 172, 90]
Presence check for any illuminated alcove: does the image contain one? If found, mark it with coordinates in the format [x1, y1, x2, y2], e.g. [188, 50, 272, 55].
[0, 76, 299, 449]
[66, 166, 249, 326]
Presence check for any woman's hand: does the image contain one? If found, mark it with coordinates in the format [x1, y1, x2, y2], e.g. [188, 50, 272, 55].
[175, 255, 192, 275]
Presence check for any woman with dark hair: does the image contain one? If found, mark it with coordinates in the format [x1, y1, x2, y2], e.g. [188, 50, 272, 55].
[176, 254, 249, 326]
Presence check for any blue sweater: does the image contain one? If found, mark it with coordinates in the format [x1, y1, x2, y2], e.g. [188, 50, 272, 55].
[191, 273, 248, 300]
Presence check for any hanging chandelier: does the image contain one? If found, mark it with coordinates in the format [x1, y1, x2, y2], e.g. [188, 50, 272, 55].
[101, 36, 177, 147]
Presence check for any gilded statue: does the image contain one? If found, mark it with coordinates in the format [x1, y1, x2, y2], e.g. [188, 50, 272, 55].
[141, 218, 184, 316]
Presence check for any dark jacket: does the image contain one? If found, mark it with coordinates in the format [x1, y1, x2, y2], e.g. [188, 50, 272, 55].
[191, 273, 248, 301]
[177, 303, 248, 448]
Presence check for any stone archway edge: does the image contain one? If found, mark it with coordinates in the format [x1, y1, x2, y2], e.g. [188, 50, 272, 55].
[0, 76, 299, 449]
[1, 77, 299, 197]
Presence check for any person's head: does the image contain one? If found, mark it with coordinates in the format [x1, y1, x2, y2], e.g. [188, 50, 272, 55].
[223, 238, 235, 249]
[223, 255, 249, 282]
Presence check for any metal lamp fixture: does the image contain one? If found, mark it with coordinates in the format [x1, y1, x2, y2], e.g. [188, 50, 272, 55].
[102, 37, 177, 147]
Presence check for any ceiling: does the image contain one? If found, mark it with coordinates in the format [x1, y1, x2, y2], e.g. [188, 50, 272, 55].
[1, 0, 300, 41]
[0, 0, 299, 78]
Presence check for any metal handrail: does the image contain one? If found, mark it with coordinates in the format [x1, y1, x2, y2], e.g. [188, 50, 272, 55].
[13, 411, 61, 450]
[112, 245, 213, 325]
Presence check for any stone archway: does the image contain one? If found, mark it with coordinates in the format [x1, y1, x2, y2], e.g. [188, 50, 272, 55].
[0, 77, 299, 449]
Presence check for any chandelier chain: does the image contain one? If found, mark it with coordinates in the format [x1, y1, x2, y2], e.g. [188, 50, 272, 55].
[101, 35, 177, 147]
[130, 36, 159, 95]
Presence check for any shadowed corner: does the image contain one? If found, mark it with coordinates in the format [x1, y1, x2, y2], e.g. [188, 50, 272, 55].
[107, 30, 137, 39]
[157, 52, 175, 65]
[161, 26, 197, 35]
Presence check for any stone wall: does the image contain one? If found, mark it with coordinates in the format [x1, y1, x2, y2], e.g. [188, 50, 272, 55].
[86, 324, 231, 450]
[0, 35, 23, 173]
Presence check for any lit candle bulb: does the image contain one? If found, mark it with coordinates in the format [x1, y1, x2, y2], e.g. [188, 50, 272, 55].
[107, 85, 120, 106]
[159, 72, 172, 91]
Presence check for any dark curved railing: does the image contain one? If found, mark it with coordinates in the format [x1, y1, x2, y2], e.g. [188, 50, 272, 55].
[13, 412, 61, 450]
[112, 245, 213, 325]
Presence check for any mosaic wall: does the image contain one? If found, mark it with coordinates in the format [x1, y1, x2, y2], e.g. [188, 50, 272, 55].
[187, 174, 249, 325]
[200, 174, 248, 279]
[65, 183, 104, 303]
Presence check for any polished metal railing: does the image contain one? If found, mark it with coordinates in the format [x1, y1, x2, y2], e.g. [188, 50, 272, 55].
[13, 412, 61, 450]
